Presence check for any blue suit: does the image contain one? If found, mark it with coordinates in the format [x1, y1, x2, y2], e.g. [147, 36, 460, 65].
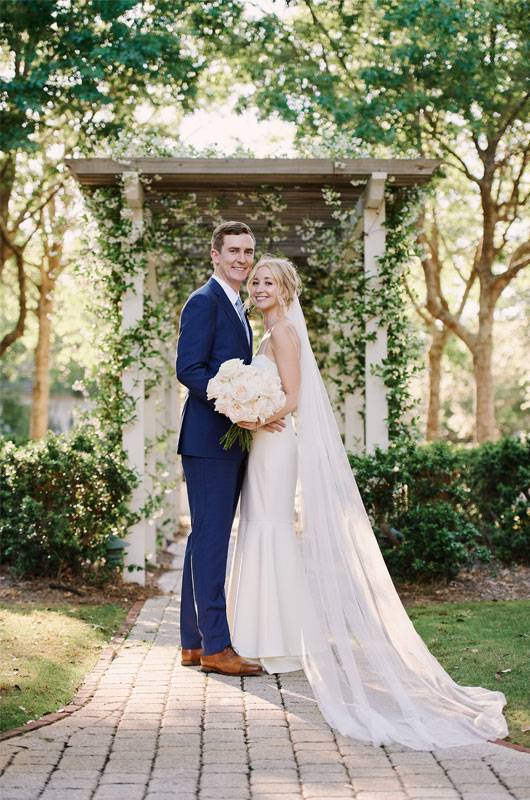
[176, 277, 253, 654]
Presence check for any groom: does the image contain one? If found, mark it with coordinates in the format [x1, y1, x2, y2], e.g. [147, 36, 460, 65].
[176, 221, 278, 676]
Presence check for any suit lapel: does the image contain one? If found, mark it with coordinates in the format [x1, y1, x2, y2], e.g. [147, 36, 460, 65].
[208, 278, 252, 357]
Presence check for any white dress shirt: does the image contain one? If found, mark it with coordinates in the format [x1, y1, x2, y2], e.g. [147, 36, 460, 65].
[212, 274, 240, 307]
[212, 273, 250, 344]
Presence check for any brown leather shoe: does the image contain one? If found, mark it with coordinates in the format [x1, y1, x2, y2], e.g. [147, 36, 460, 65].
[181, 647, 203, 666]
[201, 646, 263, 676]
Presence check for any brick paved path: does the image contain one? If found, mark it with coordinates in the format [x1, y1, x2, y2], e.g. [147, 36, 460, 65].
[1, 539, 529, 800]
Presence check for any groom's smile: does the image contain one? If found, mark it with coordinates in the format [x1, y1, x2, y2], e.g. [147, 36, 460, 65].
[211, 232, 255, 292]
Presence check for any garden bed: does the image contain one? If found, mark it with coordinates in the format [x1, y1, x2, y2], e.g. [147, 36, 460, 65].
[397, 561, 530, 606]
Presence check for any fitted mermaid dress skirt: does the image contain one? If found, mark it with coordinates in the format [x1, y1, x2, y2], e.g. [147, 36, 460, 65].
[227, 355, 320, 673]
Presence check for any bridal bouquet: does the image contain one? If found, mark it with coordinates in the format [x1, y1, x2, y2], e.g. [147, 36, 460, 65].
[207, 358, 285, 451]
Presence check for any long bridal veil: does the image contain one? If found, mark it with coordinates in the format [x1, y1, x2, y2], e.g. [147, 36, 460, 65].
[286, 296, 508, 750]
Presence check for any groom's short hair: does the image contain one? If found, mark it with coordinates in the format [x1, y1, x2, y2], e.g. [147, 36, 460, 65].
[211, 221, 256, 253]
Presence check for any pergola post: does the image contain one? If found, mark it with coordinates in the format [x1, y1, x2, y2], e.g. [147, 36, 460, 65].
[363, 172, 389, 453]
[343, 213, 365, 453]
[164, 351, 182, 535]
[144, 252, 160, 565]
[121, 171, 146, 584]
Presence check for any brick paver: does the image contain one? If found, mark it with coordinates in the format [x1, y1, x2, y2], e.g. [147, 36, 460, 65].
[1, 537, 529, 800]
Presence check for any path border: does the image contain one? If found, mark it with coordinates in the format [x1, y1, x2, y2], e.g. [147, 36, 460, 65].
[493, 738, 530, 754]
[0, 598, 145, 743]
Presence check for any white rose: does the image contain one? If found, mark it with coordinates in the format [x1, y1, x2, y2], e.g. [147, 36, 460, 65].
[207, 376, 222, 399]
[215, 397, 232, 416]
[243, 399, 260, 421]
[273, 390, 286, 410]
[218, 358, 244, 379]
[256, 397, 276, 421]
[232, 381, 254, 403]
[227, 401, 247, 422]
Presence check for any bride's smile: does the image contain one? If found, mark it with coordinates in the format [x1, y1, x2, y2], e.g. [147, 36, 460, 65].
[249, 265, 285, 328]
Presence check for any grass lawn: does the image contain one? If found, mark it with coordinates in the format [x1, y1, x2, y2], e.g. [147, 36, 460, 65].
[0, 602, 127, 733]
[408, 599, 530, 749]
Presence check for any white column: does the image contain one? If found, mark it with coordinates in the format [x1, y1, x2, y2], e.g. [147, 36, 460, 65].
[143, 253, 160, 565]
[121, 172, 146, 584]
[363, 172, 389, 453]
[342, 214, 365, 453]
[344, 392, 365, 452]
[164, 356, 181, 537]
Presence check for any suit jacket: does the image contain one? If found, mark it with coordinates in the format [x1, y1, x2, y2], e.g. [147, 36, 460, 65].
[176, 277, 253, 460]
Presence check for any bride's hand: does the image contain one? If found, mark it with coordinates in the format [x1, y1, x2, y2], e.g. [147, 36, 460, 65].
[237, 420, 259, 430]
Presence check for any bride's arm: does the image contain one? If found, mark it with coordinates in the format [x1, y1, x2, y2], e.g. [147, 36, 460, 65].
[267, 323, 301, 420]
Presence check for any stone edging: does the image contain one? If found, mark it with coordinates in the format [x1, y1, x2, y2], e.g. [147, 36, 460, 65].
[493, 738, 530, 754]
[0, 598, 146, 743]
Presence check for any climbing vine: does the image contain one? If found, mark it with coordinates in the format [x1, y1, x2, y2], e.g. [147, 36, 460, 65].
[297, 183, 423, 441]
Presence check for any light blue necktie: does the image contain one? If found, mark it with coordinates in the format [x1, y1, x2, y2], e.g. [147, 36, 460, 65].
[235, 296, 250, 345]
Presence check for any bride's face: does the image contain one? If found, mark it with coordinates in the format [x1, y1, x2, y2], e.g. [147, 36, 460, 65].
[249, 266, 280, 312]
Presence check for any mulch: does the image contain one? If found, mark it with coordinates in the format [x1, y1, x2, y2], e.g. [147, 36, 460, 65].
[1, 555, 529, 610]
[397, 561, 530, 606]
[0, 564, 163, 610]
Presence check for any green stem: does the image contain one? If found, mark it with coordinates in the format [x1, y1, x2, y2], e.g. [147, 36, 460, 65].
[219, 424, 253, 452]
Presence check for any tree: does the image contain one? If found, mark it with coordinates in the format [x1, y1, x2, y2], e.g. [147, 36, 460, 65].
[237, 0, 530, 441]
[0, 0, 243, 435]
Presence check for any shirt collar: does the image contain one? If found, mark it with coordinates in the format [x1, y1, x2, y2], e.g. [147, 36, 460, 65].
[212, 274, 240, 306]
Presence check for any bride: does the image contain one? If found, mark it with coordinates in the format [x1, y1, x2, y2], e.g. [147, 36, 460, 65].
[226, 254, 509, 751]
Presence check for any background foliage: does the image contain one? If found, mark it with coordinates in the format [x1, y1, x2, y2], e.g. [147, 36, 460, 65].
[350, 436, 530, 581]
[0, 425, 136, 578]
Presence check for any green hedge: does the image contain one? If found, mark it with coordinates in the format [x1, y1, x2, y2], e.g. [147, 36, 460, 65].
[349, 437, 530, 582]
[0, 426, 137, 579]
[1, 427, 527, 585]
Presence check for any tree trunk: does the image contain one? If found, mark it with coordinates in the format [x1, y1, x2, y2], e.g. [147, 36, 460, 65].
[426, 325, 448, 441]
[473, 309, 498, 443]
[30, 267, 54, 440]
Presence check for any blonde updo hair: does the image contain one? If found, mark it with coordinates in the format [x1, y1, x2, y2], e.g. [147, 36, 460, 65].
[246, 255, 302, 310]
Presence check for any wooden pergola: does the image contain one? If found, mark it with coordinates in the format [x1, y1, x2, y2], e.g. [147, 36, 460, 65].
[67, 157, 439, 584]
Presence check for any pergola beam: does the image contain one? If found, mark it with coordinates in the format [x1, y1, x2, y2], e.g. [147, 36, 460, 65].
[66, 157, 438, 187]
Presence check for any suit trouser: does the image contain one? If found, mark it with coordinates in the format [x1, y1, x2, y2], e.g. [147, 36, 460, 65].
[180, 455, 247, 655]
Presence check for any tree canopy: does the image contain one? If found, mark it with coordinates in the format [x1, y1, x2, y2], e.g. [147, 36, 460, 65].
[0, 0, 243, 151]
[233, 0, 530, 441]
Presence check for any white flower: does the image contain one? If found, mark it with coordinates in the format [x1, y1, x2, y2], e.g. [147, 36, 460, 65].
[232, 381, 254, 403]
[208, 359, 286, 426]
[218, 358, 244, 379]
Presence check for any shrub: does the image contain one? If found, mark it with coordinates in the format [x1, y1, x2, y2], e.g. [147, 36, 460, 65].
[350, 440, 467, 525]
[348, 437, 529, 581]
[0, 425, 137, 579]
[384, 502, 480, 582]
[465, 437, 530, 564]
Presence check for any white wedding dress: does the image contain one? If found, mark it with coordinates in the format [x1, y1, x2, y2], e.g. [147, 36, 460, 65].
[227, 300, 509, 750]
[227, 353, 322, 674]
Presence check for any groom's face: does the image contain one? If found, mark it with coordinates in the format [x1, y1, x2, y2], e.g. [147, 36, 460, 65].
[211, 233, 255, 291]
